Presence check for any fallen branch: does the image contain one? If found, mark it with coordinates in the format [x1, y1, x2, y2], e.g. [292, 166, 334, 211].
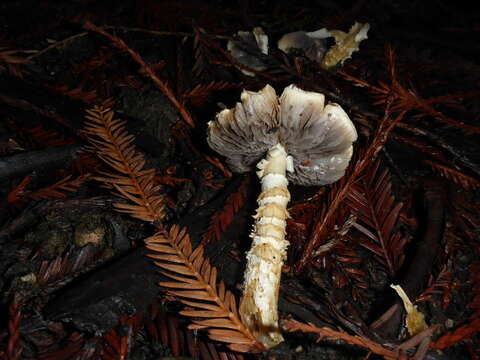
[0, 144, 83, 181]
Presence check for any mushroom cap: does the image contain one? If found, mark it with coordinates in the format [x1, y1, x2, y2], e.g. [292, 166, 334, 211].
[277, 30, 329, 64]
[227, 27, 269, 76]
[207, 84, 357, 186]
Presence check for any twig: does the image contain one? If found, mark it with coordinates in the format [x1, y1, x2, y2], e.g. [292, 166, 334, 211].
[26, 32, 89, 60]
[27, 26, 232, 61]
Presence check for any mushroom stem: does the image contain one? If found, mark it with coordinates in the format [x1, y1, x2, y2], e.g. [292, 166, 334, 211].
[240, 143, 292, 349]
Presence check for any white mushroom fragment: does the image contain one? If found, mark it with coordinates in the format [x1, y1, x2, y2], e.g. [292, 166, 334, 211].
[278, 28, 331, 63]
[227, 27, 269, 76]
[278, 23, 370, 69]
[320, 22, 370, 69]
[391, 284, 428, 336]
[207, 84, 357, 349]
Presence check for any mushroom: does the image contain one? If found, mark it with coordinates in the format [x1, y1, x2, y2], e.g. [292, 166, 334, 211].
[207, 84, 357, 348]
[320, 22, 370, 69]
[227, 27, 269, 76]
[277, 23, 370, 69]
[277, 28, 331, 64]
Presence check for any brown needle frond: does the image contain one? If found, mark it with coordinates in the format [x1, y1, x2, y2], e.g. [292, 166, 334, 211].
[145, 225, 264, 353]
[431, 318, 480, 351]
[416, 264, 454, 310]
[7, 295, 23, 360]
[340, 47, 480, 135]
[284, 319, 438, 359]
[323, 240, 369, 302]
[146, 309, 248, 359]
[26, 174, 91, 201]
[182, 81, 241, 107]
[297, 48, 410, 273]
[345, 159, 408, 276]
[426, 160, 480, 190]
[201, 175, 250, 245]
[297, 105, 406, 272]
[83, 106, 165, 222]
[83, 107, 259, 352]
[283, 319, 401, 360]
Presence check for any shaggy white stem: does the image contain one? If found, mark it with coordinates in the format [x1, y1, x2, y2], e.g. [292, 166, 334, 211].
[240, 143, 292, 349]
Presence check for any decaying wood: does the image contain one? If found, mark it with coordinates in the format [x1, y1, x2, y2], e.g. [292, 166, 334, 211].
[0, 198, 114, 243]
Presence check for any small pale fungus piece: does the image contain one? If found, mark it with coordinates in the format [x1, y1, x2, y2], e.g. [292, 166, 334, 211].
[391, 284, 429, 336]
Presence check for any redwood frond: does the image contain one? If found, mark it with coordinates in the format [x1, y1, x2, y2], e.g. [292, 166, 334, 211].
[426, 160, 480, 190]
[391, 133, 449, 164]
[201, 175, 250, 245]
[416, 264, 454, 310]
[467, 262, 480, 316]
[296, 106, 407, 272]
[341, 48, 480, 135]
[26, 174, 90, 201]
[83, 106, 165, 222]
[182, 81, 241, 106]
[7, 295, 23, 360]
[52, 84, 99, 104]
[345, 159, 408, 276]
[283, 319, 399, 360]
[146, 309, 248, 359]
[83, 108, 255, 352]
[7, 176, 31, 205]
[101, 315, 142, 360]
[431, 262, 480, 349]
[146, 225, 264, 353]
[324, 241, 369, 301]
[36, 246, 98, 285]
[27, 125, 76, 148]
[431, 318, 480, 351]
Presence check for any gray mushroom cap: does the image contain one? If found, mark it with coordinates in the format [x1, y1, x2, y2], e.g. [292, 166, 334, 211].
[207, 84, 357, 186]
[227, 27, 269, 76]
[277, 30, 330, 64]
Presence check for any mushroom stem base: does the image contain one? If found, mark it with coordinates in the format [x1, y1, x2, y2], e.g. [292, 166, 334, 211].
[240, 143, 291, 349]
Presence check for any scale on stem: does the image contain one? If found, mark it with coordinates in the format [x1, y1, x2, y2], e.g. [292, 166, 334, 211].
[207, 84, 357, 348]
